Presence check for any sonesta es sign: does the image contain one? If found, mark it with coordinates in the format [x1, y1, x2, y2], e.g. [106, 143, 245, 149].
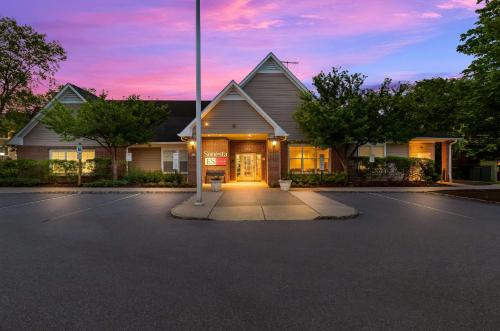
[204, 151, 227, 166]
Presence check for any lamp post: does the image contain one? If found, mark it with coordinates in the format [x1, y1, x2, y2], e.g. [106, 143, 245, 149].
[194, 0, 203, 205]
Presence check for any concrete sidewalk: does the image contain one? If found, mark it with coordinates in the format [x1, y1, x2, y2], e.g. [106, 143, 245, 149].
[0, 183, 497, 194]
[171, 189, 358, 221]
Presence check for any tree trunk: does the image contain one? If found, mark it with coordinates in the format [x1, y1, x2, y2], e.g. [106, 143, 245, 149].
[111, 147, 118, 180]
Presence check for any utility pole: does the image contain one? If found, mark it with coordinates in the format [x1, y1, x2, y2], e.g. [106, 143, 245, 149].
[194, 0, 203, 205]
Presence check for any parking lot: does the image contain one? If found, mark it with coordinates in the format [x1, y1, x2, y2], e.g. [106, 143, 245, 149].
[1, 191, 500, 330]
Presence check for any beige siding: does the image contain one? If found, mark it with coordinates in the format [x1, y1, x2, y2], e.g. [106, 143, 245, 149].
[243, 73, 303, 140]
[24, 123, 100, 146]
[198, 100, 274, 134]
[23, 104, 100, 146]
[130, 148, 161, 171]
[60, 88, 83, 103]
[409, 142, 435, 160]
[386, 143, 409, 157]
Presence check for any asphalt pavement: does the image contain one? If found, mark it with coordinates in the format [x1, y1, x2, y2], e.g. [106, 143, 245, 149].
[1, 192, 499, 330]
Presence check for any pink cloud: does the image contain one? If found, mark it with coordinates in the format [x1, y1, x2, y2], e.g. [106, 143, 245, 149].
[436, 0, 479, 10]
[6, 0, 477, 99]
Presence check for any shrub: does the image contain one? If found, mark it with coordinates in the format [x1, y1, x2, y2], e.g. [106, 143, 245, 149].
[83, 179, 129, 187]
[285, 172, 346, 187]
[0, 159, 50, 182]
[0, 177, 42, 186]
[350, 156, 439, 182]
[87, 158, 112, 179]
[123, 168, 184, 185]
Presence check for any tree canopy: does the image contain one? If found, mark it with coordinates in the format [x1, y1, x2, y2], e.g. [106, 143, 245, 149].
[42, 94, 170, 179]
[0, 17, 66, 135]
[294, 68, 417, 172]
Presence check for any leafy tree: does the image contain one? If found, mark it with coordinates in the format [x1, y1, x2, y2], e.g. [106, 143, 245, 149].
[0, 17, 66, 135]
[294, 68, 417, 174]
[41, 94, 169, 180]
[456, 0, 499, 160]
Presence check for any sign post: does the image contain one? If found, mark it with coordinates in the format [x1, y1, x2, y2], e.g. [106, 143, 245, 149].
[76, 143, 83, 186]
[194, 0, 203, 205]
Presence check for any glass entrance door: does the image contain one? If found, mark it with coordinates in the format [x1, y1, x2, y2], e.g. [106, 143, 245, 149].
[236, 153, 262, 181]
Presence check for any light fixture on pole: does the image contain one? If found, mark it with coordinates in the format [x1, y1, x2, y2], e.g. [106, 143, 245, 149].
[194, 0, 203, 205]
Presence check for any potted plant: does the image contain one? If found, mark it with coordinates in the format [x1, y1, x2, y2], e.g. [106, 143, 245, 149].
[210, 176, 222, 192]
[278, 178, 292, 191]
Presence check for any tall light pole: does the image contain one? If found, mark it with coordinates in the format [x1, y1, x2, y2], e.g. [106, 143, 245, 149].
[194, 0, 203, 205]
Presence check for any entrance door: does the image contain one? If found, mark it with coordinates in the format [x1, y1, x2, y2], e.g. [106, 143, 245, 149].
[236, 153, 262, 181]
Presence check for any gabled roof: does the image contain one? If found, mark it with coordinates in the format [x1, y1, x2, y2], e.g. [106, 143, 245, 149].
[239, 52, 308, 91]
[9, 83, 89, 145]
[178, 80, 288, 138]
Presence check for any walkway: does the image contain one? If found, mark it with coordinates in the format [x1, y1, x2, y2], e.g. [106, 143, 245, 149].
[171, 186, 358, 221]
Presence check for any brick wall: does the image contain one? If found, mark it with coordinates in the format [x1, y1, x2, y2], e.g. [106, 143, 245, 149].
[187, 138, 230, 184]
[267, 140, 281, 185]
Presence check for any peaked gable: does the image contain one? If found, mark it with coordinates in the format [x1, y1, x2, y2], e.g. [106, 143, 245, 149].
[9, 84, 90, 145]
[239, 52, 307, 91]
[178, 81, 287, 138]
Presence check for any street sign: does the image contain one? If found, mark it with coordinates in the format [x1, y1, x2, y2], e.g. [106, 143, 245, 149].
[173, 152, 180, 171]
[319, 154, 325, 171]
[126, 152, 132, 162]
[76, 143, 83, 160]
[369, 155, 375, 163]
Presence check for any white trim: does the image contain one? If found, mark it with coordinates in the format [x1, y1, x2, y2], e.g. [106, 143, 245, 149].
[9, 84, 89, 145]
[178, 80, 288, 138]
[239, 52, 308, 92]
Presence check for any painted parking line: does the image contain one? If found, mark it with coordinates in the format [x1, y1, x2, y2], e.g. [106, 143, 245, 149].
[42, 193, 142, 222]
[368, 193, 474, 220]
[0, 193, 81, 210]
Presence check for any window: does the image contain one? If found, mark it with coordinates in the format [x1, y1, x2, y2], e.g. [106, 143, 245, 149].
[163, 149, 188, 173]
[358, 144, 385, 158]
[288, 145, 330, 173]
[49, 149, 95, 173]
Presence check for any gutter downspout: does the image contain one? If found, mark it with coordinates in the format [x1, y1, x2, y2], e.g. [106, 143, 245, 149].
[448, 139, 458, 183]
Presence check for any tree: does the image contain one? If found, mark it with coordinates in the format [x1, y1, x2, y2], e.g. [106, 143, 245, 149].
[294, 68, 417, 174]
[456, 0, 500, 160]
[0, 17, 66, 136]
[41, 94, 170, 180]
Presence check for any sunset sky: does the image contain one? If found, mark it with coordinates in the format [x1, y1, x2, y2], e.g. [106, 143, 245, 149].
[2, 0, 480, 99]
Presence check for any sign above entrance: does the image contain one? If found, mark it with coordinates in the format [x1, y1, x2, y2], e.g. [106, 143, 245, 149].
[205, 157, 227, 166]
[204, 151, 227, 166]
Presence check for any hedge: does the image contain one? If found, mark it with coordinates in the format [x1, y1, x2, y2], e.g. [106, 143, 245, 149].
[350, 156, 439, 182]
[285, 172, 347, 187]
[123, 168, 184, 184]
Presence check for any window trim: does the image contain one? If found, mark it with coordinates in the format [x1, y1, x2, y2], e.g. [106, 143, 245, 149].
[287, 144, 331, 174]
[161, 147, 188, 174]
[357, 143, 387, 158]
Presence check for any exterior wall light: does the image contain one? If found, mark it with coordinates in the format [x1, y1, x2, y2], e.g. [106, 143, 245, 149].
[204, 122, 209, 126]
[272, 140, 277, 147]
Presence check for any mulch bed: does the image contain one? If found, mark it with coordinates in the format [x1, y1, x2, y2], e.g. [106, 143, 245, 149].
[436, 190, 500, 203]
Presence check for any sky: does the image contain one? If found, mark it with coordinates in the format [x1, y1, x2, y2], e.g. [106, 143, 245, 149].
[2, 0, 481, 100]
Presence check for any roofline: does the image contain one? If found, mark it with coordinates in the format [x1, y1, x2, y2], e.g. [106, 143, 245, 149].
[239, 52, 308, 91]
[178, 80, 288, 138]
[9, 83, 88, 145]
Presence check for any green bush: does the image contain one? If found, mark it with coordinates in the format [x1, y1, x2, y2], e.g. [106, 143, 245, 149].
[350, 156, 439, 182]
[0, 159, 49, 180]
[123, 168, 184, 185]
[87, 158, 112, 179]
[83, 179, 129, 187]
[0, 177, 42, 186]
[285, 172, 346, 187]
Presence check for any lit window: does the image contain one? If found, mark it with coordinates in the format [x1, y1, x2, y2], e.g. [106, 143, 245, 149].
[163, 149, 188, 173]
[288, 145, 330, 173]
[49, 149, 95, 173]
[358, 144, 385, 158]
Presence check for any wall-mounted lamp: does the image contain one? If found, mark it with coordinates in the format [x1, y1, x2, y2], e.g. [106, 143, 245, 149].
[272, 140, 277, 151]
[189, 140, 196, 151]
[204, 122, 209, 127]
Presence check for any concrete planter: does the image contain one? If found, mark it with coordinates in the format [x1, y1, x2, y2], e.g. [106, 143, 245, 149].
[279, 179, 292, 191]
[211, 179, 222, 192]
